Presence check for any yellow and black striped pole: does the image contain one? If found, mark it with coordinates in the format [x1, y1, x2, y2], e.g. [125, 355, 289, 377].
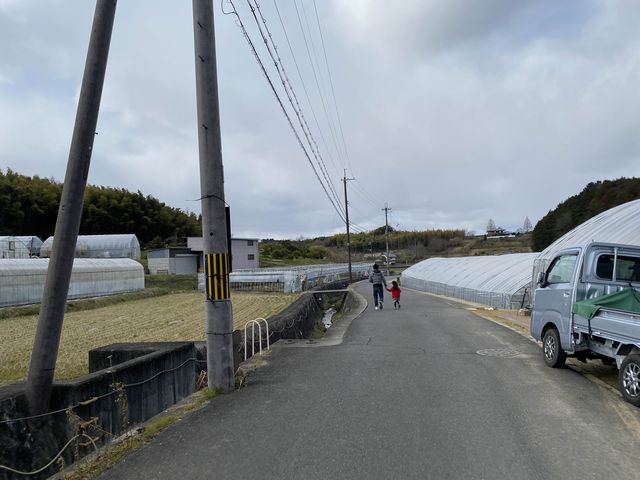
[204, 253, 230, 301]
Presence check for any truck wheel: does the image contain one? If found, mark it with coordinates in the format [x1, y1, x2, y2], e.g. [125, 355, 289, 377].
[619, 354, 640, 407]
[542, 328, 566, 368]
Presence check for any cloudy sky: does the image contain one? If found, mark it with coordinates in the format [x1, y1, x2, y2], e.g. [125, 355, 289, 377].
[1, 0, 640, 239]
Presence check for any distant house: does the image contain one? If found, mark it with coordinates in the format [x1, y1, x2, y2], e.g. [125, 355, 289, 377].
[41, 234, 141, 260]
[187, 237, 260, 270]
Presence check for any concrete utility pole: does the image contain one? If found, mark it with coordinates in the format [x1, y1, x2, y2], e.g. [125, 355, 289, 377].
[192, 0, 234, 393]
[382, 203, 391, 267]
[342, 170, 354, 283]
[26, 0, 117, 414]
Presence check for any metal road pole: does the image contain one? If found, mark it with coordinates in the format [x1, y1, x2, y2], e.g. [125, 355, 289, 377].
[192, 0, 234, 393]
[26, 0, 117, 414]
[343, 170, 354, 283]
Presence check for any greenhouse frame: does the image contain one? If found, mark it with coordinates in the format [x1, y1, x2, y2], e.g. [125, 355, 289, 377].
[401, 253, 538, 309]
[0, 258, 144, 307]
[40, 234, 141, 260]
[198, 262, 371, 293]
[401, 200, 640, 310]
[0, 236, 32, 259]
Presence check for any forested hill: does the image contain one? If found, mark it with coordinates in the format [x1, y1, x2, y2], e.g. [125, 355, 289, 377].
[0, 169, 200, 247]
[532, 178, 640, 251]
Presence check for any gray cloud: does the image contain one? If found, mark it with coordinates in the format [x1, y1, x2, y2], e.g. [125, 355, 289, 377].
[1, 0, 640, 239]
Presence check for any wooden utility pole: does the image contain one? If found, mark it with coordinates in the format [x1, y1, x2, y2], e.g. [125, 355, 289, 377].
[342, 170, 354, 283]
[192, 0, 234, 392]
[26, 0, 117, 414]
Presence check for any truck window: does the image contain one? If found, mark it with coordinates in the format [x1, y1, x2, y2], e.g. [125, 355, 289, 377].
[547, 254, 578, 284]
[596, 254, 640, 282]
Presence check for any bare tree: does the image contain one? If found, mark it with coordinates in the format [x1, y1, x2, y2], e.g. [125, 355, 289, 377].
[486, 219, 496, 233]
[523, 216, 533, 233]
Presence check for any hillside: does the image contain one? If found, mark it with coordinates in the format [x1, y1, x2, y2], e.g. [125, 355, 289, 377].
[260, 229, 533, 267]
[532, 178, 640, 251]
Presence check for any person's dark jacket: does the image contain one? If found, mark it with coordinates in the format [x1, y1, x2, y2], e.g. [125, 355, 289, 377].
[369, 270, 387, 286]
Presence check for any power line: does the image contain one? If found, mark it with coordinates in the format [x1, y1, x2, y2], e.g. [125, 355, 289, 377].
[272, 0, 342, 180]
[247, 0, 343, 211]
[311, 0, 353, 174]
[293, 0, 345, 170]
[226, 0, 346, 223]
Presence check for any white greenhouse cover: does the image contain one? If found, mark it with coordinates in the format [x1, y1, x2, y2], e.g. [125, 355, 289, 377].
[401, 253, 538, 309]
[537, 199, 640, 261]
[40, 234, 141, 260]
[0, 258, 144, 306]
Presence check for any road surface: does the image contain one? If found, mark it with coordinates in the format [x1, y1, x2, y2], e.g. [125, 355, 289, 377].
[99, 282, 640, 479]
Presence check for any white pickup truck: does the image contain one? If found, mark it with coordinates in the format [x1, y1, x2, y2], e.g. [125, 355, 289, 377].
[530, 242, 640, 406]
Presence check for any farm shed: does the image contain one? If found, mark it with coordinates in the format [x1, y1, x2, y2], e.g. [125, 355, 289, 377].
[41, 234, 141, 260]
[401, 253, 538, 309]
[0, 258, 144, 307]
[147, 248, 199, 275]
[0, 236, 31, 259]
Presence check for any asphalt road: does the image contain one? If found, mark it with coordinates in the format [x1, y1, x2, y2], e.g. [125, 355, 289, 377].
[99, 283, 640, 479]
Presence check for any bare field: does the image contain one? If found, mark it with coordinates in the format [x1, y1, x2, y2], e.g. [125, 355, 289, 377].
[0, 291, 298, 386]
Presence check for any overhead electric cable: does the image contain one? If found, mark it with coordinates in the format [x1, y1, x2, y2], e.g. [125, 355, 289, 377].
[272, 0, 342, 180]
[293, 0, 345, 169]
[227, 0, 346, 223]
[247, 0, 343, 210]
[311, 0, 354, 173]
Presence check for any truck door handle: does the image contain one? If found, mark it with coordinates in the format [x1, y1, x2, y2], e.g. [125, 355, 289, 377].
[563, 292, 570, 297]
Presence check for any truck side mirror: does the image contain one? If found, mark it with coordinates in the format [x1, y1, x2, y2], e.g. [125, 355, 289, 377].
[537, 271, 547, 288]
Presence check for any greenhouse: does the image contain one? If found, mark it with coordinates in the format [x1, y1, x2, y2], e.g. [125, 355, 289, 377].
[40, 234, 141, 260]
[533, 199, 640, 281]
[401, 253, 538, 309]
[0, 258, 144, 307]
[0, 236, 32, 259]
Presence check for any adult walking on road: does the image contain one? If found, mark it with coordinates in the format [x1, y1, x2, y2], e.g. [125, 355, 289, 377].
[369, 263, 387, 310]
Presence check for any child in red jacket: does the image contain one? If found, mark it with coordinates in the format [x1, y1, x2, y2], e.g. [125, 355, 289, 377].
[387, 280, 401, 309]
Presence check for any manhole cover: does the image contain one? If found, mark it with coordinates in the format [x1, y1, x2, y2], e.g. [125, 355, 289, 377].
[476, 348, 520, 357]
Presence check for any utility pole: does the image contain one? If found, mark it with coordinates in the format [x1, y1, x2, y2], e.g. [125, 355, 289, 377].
[342, 170, 354, 283]
[26, 0, 117, 414]
[192, 0, 234, 393]
[382, 203, 391, 268]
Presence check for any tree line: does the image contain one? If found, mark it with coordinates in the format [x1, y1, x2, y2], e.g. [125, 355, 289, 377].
[532, 177, 640, 251]
[0, 169, 201, 247]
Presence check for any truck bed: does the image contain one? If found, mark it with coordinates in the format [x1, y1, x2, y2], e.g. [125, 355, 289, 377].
[573, 308, 640, 347]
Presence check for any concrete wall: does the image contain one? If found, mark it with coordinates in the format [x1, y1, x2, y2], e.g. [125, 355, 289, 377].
[0, 343, 197, 480]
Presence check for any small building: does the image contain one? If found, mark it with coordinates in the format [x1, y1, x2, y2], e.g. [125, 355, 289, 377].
[0, 236, 32, 259]
[147, 248, 199, 275]
[187, 237, 259, 270]
[41, 234, 141, 260]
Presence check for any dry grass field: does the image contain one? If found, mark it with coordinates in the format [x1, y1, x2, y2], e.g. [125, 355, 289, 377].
[0, 291, 298, 386]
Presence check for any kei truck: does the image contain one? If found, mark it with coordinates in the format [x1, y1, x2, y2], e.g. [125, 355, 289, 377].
[531, 242, 640, 406]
